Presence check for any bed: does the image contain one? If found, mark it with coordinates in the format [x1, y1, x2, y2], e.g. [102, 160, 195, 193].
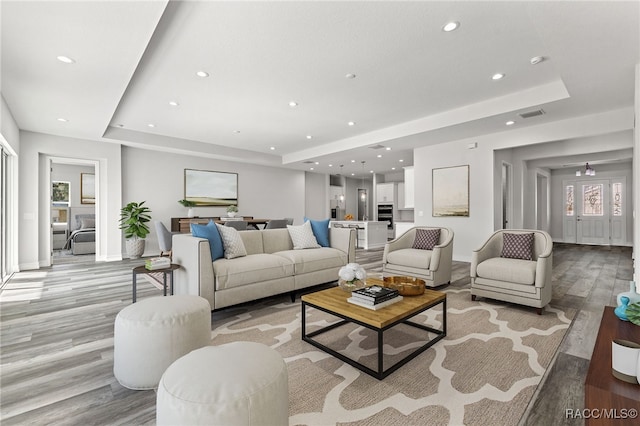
[65, 211, 96, 255]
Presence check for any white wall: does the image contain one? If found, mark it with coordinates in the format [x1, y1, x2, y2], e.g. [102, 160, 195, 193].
[121, 146, 306, 257]
[1, 94, 19, 154]
[1, 93, 20, 275]
[414, 108, 634, 262]
[305, 171, 329, 221]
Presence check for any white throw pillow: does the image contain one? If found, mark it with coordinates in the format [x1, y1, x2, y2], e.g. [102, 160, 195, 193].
[287, 221, 320, 250]
[215, 224, 247, 259]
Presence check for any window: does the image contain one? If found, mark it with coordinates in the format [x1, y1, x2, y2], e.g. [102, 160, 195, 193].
[565, 185, 574, 216]
[582, 184, 603, 216]
[612, 182, 622, 216]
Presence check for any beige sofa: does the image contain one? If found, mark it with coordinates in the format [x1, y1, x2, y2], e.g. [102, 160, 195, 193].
[172, 227, 356, 310]
[382, 227, 454, 287]
[470, 229, 552, 314]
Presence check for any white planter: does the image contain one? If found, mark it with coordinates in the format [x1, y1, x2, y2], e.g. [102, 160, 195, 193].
[187, 208, 194, 218]
[228, 212, 237, 218]
[126, 238, 146, 259]
[612, 339, 640, 384]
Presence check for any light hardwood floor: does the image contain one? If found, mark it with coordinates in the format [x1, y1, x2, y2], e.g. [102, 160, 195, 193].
[0, 244, 633, 425]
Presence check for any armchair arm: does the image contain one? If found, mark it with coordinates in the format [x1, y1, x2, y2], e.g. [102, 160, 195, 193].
[470, 232, 502, 277]
[330, 227, 356, 263]
[172, 234, 215, 307]
[430, 230, 454, 272]
[382, 229, 415, 264]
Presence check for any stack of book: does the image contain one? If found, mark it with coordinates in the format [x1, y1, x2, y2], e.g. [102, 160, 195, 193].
[145, 257, 171, 270]
[347, 285, 403, 310]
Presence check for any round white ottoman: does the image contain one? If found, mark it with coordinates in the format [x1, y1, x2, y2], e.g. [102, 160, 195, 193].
[157, 342, 289, 426]
[113, 295, 211, 390]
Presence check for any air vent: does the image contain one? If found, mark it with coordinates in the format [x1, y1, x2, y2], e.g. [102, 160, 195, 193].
[519, 109, 545, 119]
[368, 144, 386, 150]
[302, 161, 314, 164]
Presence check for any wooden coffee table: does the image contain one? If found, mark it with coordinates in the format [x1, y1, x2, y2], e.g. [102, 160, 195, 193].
[301, 277, 446, 379]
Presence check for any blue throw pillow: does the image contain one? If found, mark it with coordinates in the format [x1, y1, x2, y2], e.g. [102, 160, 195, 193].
[191, 220, 224, 260]
[304, 217, 330, 247]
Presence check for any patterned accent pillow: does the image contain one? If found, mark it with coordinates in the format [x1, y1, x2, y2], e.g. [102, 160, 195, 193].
[287, 221, 320, 250]
[412, 228, 441, 250]
[501, 232, 534, 260]
[215, 224, 247, 259]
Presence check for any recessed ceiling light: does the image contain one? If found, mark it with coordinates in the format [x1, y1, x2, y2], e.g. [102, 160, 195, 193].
[57, 55, 75, 64]
[385, 147, 392, 151]
[391, 167, 396, 170]
[377, 154, 382, 158]
[310, 167, 314, 171]
[345, 73, 356, 79]
[370, 170, 374, 173]
[348, 121, 355, 126]
[57, 118, 68, 122]
[351, 173, 355, 176]
[530, 56, 545, 65]
[492, 73, 505, 80]
[506, 120, 515, 126]
[289, 101, 298, 107]
[148, 123, 155, 128]
[270, 146, 275, 150]
[196, 71, 209, 78]
[351, 160, 356, 163]
[315, 162, 319, 165]
[233, 130, 240, 134]
[169, 101, 179, 106]
[399, 159, 404, 162]
[442, 21, 460, 32]
[306, 135, 312, 139]
[329, 164, 333, 167]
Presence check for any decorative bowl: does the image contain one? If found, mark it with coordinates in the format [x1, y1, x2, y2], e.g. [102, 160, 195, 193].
[383, 276, 425, 296]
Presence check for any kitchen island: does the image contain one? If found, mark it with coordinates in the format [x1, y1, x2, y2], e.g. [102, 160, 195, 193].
[329, 220, 388, 250]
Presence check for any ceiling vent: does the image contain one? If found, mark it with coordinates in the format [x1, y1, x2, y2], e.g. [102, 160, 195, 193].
[302, 161, 314, 164]
[519, 109, 545, 119]
[368, 144, 386, 150]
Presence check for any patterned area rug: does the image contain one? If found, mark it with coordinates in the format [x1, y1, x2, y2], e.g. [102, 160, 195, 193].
[211, 282, 574, 426]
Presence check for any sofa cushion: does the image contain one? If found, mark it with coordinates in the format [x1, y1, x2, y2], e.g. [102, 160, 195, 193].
[501, 232, 534, 260]
[413, 228, 440, 250]
[214, 254, 294, 290]
[287, 221, 320, 249]
[191, 220, 224, 260]
[476, 257, 536, 285]
[385, 248, 432, 269]
[274, 247, 347, 275]
[304, 217, 330, 247]
[216, 224, 247, 259]
[262, 228, 294, 254]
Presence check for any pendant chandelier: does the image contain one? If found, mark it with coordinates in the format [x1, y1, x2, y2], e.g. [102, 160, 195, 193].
[360, 161, 366, 201]
[576, 162, 595, 177]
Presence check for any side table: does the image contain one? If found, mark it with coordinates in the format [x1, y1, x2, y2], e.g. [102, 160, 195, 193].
[132, 264, 180, 303]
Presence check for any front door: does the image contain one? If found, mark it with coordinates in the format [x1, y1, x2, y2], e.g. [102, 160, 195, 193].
[576, 180, 610, 245]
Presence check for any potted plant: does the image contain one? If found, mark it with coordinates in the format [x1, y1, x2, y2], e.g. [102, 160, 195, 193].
[226, 205, 238, 218]
[178, 199, 196, 218]
[119, 201, 152, 259]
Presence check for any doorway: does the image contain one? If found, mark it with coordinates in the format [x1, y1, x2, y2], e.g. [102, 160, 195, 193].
[501, 162, 512, 229]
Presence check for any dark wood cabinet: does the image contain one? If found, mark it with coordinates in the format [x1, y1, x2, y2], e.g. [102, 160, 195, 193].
[171, 217, 219, 233]
[584, 306, 640, 425]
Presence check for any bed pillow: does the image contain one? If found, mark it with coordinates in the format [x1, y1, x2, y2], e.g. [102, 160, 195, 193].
[287, 221, 320, 249]
[412, 228, 441, 250]
[215, 224, 247, 259]
[80, 218, 95, 229]
[191, 220, 224, 261]
[304, 217, 330, 247]
[501, 232, 534, 261]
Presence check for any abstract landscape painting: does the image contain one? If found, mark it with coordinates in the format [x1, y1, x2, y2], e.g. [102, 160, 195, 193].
[432, 165, 469, 217]
[184, 168, 238, 206]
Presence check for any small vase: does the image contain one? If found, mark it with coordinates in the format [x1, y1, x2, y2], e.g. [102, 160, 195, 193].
[338, 278, 366, 292]
[228, 212, 236, 218]
[187, 208, 194, 218]
[616, 281, 640, 306]
[614, 296, 630, 321]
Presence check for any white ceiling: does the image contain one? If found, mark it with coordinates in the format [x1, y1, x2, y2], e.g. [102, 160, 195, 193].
[2, 1, 638, 178]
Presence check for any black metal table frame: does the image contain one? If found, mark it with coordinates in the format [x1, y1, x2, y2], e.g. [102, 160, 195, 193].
[301, 297, 446, 380]
[132, 265, 178, 303]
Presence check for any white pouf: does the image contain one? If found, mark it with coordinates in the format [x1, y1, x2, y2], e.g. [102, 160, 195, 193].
[157, 342, 289, 426]
[113, 295, 211, 390]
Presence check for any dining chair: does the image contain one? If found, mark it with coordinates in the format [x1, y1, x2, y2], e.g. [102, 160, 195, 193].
[155, 221, 179, 258]
[264, 219, 288, 229]
[224, 220, 248, 231]
[285, 218, 294, 226]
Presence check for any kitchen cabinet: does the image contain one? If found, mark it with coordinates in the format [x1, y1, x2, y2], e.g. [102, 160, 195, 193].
[404, 166, 414, 209]
[376, 182, 396, 203]
[397, 183, 405, 210]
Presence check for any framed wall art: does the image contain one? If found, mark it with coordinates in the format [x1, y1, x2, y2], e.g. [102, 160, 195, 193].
[80, 173, 95, 204]
[432, 165, 469, 217]
[184, 169, 238, 207]
[52, 181, 70, 206]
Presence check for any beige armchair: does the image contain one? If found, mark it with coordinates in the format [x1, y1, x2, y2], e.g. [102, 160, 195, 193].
[470, 229, 553, 315]
[382, 227, 454, 287]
